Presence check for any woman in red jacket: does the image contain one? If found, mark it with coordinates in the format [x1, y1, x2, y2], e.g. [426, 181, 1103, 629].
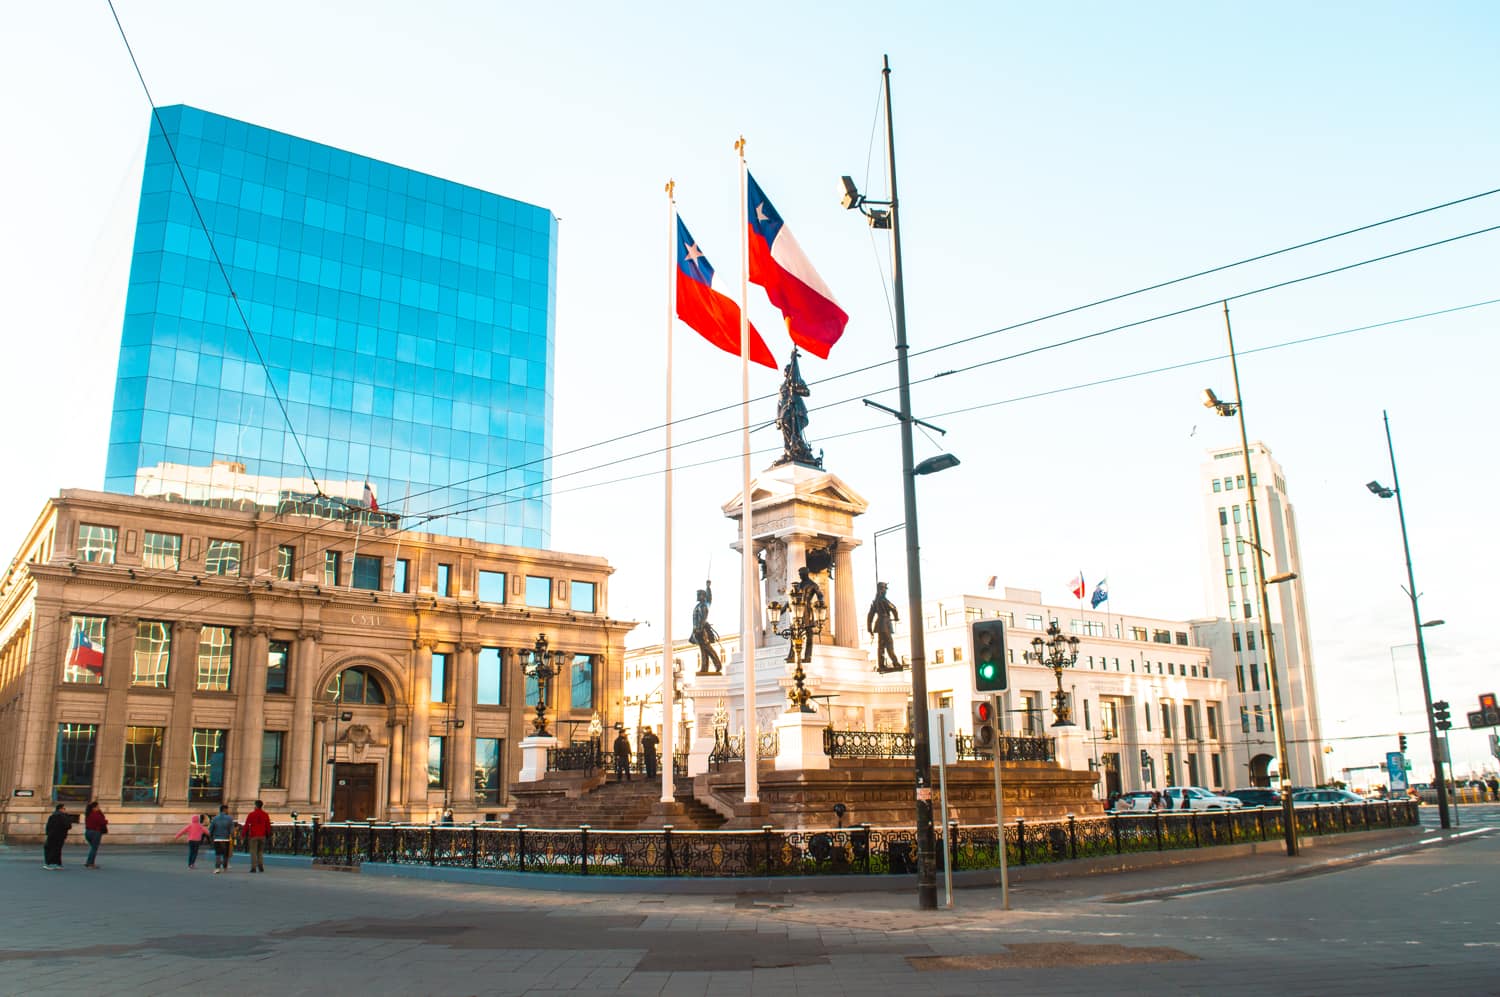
[83, 801, 108, 868]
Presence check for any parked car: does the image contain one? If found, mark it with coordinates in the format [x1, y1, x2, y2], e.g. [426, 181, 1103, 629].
[1164, 786, 1243, 811]
[1226, 788, 1284, 808]
[1111, 791, 1158, 813]
[1292, 788, 1365, 806]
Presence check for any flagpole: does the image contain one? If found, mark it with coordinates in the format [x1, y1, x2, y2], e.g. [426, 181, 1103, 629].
[662, 179, 677, 805]
[736, 135, 759, 805]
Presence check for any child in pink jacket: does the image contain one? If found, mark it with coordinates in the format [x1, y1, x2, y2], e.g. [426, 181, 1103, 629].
[174, 814, 208, 868]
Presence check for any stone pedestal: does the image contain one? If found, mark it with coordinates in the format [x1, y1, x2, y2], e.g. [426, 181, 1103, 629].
[774, 710, 831, 771]
[684, 673, 731, 777]
[517, 735, 558, 783]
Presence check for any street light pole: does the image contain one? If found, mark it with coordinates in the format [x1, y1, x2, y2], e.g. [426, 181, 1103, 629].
[1221, 302, 1299, 856]
[1379, 411, 1451, 830]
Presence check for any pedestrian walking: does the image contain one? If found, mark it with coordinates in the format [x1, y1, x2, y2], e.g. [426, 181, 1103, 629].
[1488, 775, 1498, 802]
[174, 814, 208, 868]
[244, 800, 271, 873]
[83, 801, 108, 868]
[43, 803, 73, 869]
[640, 727, 660, 780]
[208, 805, 236, 874]
[612, 729, 632, 782]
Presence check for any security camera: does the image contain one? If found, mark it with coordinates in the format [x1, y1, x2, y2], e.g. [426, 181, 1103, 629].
[839, 176, 861, 210]
[1201, 388, 1220, 410]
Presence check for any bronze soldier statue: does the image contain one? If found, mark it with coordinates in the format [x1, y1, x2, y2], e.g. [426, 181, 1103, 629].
[868, 581, 902, 672]
[690, 580, 722, 674]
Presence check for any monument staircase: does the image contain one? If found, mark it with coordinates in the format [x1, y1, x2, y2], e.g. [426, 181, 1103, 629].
[505, 774, 726, 830]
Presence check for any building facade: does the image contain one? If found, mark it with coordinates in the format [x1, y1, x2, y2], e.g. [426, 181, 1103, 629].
[1199, 442, 1325, 787]
[104, 105, 556, 547]
[0, 490, 631, 841]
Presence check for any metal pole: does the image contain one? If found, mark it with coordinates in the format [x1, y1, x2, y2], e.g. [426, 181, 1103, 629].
[1222, 302, 1298, 856]
[937, 712, 952, 908]
[880, 53, 939, 912]
[1384, 410, 1450, 829]
[736, 138, 759, 805]
[991, 692, 1010, 910]
[661, 183, 676, 805]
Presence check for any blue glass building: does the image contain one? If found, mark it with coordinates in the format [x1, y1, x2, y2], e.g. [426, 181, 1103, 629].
[105, 105, 555, 547]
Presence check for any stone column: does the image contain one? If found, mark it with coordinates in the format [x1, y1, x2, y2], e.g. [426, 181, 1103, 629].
[91, 616, 137, 806]
[407, 639, 436, 815]
[833, 544, 858, 649]
[161, 621, 202, 807]
[386, 720, 406, 810]
[287, 629, 322, 805]
[451, 643, 479, 807]
[234, 627, 270, 805]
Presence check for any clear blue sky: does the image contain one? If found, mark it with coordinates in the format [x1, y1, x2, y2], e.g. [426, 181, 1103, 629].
[2, 2, 1497, 774]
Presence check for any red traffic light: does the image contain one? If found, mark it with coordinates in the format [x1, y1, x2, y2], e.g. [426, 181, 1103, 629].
[975, 700, 994, 724]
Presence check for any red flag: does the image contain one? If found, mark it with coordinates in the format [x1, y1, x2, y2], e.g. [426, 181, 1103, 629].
[1069, 573, 1086, 600]
[746, 173, 848, 358]
[675, 216, 775, 369]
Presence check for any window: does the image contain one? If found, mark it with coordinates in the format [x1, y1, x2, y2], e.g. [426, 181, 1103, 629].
[1222, 477, 1232, 490]
[261, 731, 286, 788]
[352, 554, 381, 590]
[1164, 755, 1177, 787]
[954, 646, 963, 662]
[436, 563, 452, 596]
[1211, 753, 1223, 787]
[1243, 601, 1253, 619]
[1184, 705, 1197, 740]
[431, 652, 449, 703]
[1175, 632, 1188, 646]
[1025, 615, 1043, 630]
[1206, 705, 1219, 738]
[394, 558, 410, 594]
[478, 570, 506, 603]
[205, 539, 242, 576]
[478, 648, 503, 705]
[1144, 703, 1152, 732]
[1254, 706, 1265, 731]
[1232, 507, 1242, 524]
[266, 640, 290, 694]
[326, 666, 387, 704]
[1083, 698, 1091, 730]
[571, 580, 596, 613]
[132, 621, 172, 687]
[1246, 632, 1256, 651]
[324, 551, 341, 587]
[65, 615, 107, 685]
[277, 544, 295, 580]
[428, 736, 447, 788]
[189, 729, 228, 803]
[196, 626, 234, 691]
[1241, 707, 1250, 732]
[1250, 663, 1260, 691]
[1152, 629, 1171, 644]
[122, 726, 164, 803]
[76, 524, 118, 564]
[143, 531, 182, 570]
[1213, 480, 1221, 493]
[1236, 474, 1245, 488]
[1187, 755, 1201, 785]
[475, 737, 502, 804]
[571, 653, 593, 711]
[933, 649, 944, 664]
[1232, 631, 1242, 652]
[1130, 627, 1148, 642]
[53, 723, 99, 802]
[525, 576, 552, 609]
[1218, 508, 1228, 526]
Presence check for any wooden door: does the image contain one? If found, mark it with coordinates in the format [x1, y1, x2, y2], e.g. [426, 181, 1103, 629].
[332, 763, 378, 821]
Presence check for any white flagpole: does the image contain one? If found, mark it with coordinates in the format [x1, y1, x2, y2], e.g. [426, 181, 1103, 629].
[661, 179, 677, 805]
[736, 136, 759, 804]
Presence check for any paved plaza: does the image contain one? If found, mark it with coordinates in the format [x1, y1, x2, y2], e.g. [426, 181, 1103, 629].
[1, 821, 1496, 996]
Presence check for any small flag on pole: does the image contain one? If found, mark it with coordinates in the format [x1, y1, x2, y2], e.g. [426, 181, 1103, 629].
[1091, 578, 1109, 609]
[675, 216, 776, 368]
[1069, 573, 1086, 600]
[986, 575, 997, 591]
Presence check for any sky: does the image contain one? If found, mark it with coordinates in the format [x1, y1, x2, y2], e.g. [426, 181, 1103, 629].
[2, 2, 1497, 776]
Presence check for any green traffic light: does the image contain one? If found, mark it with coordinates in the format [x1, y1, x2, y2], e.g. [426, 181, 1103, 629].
[978, 662, 996, 679]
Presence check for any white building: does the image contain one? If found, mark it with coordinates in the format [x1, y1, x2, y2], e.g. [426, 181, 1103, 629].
[1198, 442, 1326, 787]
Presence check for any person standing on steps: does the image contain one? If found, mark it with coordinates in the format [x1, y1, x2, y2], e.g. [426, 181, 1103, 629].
[43, 803, 73, 870]
[83, 801, 108, 868]
[640, 727, 660, 780]
[208, 805, 236, 874]
[612, 728, 632, 782]
[243, 800, 271, 873]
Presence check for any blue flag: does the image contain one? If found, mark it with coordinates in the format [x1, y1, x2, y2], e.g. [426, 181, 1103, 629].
[1090, 579, 1109, 609]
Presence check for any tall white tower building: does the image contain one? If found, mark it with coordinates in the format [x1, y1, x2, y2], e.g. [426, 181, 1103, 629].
[1193, 442, 1326, 788]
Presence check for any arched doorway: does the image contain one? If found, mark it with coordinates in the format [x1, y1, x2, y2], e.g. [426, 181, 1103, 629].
[1249, 753, 1274, 788]
[325, 665, 392, 821]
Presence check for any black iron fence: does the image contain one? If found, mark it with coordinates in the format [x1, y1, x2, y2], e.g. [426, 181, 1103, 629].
[823, 728, 1056, 762]
[265, 799, 1418, 878]
[708, 730, 778, 770]
[546, 742, 687, 778]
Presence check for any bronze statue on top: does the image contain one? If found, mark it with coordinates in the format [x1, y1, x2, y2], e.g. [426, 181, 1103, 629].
[690, 580, 722, 675]
[867, 581, 902, 672]
[774, 349, 821, 467]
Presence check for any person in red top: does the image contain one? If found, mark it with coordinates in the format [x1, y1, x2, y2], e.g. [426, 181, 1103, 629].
[243, 800, 271, 873]
[83, 801, 108, 869]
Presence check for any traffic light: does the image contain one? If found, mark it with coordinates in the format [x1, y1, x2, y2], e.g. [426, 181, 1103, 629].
[1433, 700, 1452, 731]
[972, 699, 996, 748]
[1398, 733, 1407, 753]
[971, 619, 1008, 693]
[1481, 692, 1500, 727]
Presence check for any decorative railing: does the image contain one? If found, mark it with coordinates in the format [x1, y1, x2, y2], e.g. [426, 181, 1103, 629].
[265, 799, 1419, 878]
[708, 730, 778, 770]
[546, 743, 600, 773]
[822, 729, 1055, 762]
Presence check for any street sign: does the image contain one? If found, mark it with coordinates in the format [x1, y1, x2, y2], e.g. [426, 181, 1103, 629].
[1386, 752, 1408, 793]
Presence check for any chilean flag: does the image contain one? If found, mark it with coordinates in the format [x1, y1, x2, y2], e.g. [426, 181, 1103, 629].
[675, 216, 776, 369]
[69, 626, 104, 675]
[1069, 573, 1086, 600]
[363, 482, 379, 512]
[746, 173, 848, 359]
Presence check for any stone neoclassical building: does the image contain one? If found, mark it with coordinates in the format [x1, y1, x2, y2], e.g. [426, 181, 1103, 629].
[0, 487, 632, 841]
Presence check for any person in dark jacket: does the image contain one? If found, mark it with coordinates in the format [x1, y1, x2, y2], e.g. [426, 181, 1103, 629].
[612, 730, 632, 782]
[43, 804, 73, 869]
[640, 728, 660, 779]
[208, 805, 236, 874]
[83, 801, 108, 868]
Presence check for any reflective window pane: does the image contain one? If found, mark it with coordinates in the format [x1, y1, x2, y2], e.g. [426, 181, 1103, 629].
[77, 524, 118, 564]
[196, 626, 234, 691]
[265, 640, 289, 694]
[428, 735, 446, 788]
[474, 737, 501, 804]
[205, 539, 241, 576]
[65, 616, 107, 685]
[260, 731, 285, 788]
[143, 531, 182, 570]
[352, 554, 381, 590]
[132, 620, 172, 687]
[122, 726, 165, 803]
[570, 653, 592, 711]
[53, 723, 99, 802]
[477, 647, 502, 706]
[189, 728, 228, 803]
[478, 570, 505, 603]
[525, 576, 551, 609]
[570, 581, 595, 613]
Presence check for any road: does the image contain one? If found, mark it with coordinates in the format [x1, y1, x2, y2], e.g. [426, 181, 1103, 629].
[1, 825, 1496, 995]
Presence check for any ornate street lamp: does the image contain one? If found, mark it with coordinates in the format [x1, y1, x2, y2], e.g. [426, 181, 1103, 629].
[518, 632, 565, 737]
[1023, 620, 1080, 727]
[766, 570, 829, 713]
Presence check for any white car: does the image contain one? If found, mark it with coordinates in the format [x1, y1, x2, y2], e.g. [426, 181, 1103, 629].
[1163, 786, 1243, 811]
